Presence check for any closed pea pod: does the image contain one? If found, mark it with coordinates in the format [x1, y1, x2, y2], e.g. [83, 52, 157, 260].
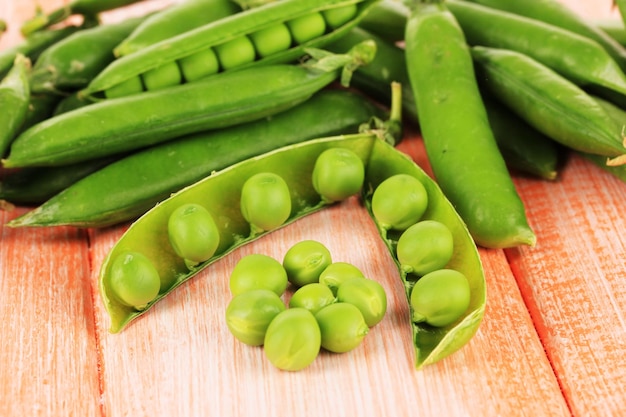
[0, 55, 31, 158]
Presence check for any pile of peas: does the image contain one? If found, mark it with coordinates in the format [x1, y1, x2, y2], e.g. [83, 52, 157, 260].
[105, 4, 359, 98]
[225, 240, 387, 372]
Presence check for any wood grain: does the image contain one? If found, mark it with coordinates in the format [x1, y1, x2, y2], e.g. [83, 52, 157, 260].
[0, 1, 624, 416]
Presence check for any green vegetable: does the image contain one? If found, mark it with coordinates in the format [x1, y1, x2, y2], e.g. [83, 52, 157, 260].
[81, 0, 379, 98]
[315, 302, 368, 353]
[263, 308, 321, 371]
[282, 240, 333, 287]
[396, 220, 454, 277]
[472, 45, 626, 165]
[4, 41, 375, 168]
[228, 254, 288, 297]
[167, 203, 220, 266]
[403, 1, 535, 248]
[108, 251, 161, 310]
[240, 172, 292, 235]
[288, 283, 336, 314]
[114, 0, 241, 57]
[335, 277, 387, 327]
[358, 0, 408, 42]
[318, 261, 365, 295]
[371, 173, 428, 232]
[312, 147, 365, 203]
[286, 12, 327, 44]
[593, 18, 626, 47]
[410, 269, 471, 327]
[8, 89, 382, 227]
[0, 55, 31, 158]
[225, 289, 286, 346]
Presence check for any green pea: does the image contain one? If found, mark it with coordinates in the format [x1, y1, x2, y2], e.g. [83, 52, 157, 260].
[288, 283, 335, 314]
[214, 35, 256, 70]
[249, 23, 292, 58]
[396, 220, 454, 276]
[108, 251, 160, 310]
[167, 203, 220, 265]
[264, 307, 321, 371]
[322, 4, 358, 29]
[178, 48, 220, 82]
[336, 277, 387, 327]
[282, 240, 332, 287]
[142, 61, 183, 91]
[286, 12, 327, 44]
[372, 174, 428, 231]
[240, 172, 291, 235]
[312, 147, 365, 203]
[410, 269, 471, 327]
[225, 289, 286, 346]
[103, 76, 143, 98]
[229, 253, 288, 296]
[315, 302, 369, 353]
[318, 261, 365, 295]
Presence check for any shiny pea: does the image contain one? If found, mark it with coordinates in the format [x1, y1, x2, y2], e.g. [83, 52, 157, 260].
[396, 220, 454, 276]
[286, 12, 327, 44]
[229, 253, 288, 296]
[322, 4, 358, 28]
[288, 283, 335, 314]
[214, 35, 256, 70]
[312, 147, 365, 203]
[142, 61, 183, 91]
[249, 23, 293, 58]
[264, 307, 321, 371]
[315, 302, 369, 353]
[225, 289, 286, 346]
[104, 76, 143, 98]
[410, 269, 471, 327]
[167, 203, 220, 265]
[282, 240, 332, 287]
[108, 251, 160, 310]
[318, 261, 365, 295]
[336, 277, 387, 327]
[372, 174, 428, 231]
[178, 48, 220, 82]
[240, 172, 291, 235]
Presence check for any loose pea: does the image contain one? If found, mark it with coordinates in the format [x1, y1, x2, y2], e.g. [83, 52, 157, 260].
[167, 203, 220, 265]
[287, 12, 327, 44]
[214, 35, 256, 70]
[322, 4, 358, 29]
[315, 302, 369, 353]
[336, 277, 387, 327]
[103, 75, 143, 98]
[141, 61, 182, 91]
[225, 289, 286, 346]
[229, 253, 288, 296]
[264, 307, 321, 371]
[312, 147, 365, 203]
[178, 48, 220, 82]
[282, 240, 332, 287]
[249, 23, 292, 58]
[372, 174, 428, 231]
[288, 283, 335, 314]
[108, 251, 160, 309]
[318, 261, 365, 295]
[410, 269, 471, 327]
[240, 172, 291, 234]
[396, 220, 454, 276]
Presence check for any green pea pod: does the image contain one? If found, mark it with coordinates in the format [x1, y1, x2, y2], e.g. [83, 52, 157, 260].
[463, 0, 626, 73]
[0, 25, 81, 80]
[0, 55, 31, 158]
[114, 0, 242, 57]
[446, 0, 626, 100]
[20, 0, 146, 35]
[404, 2, 535, 249]
[29, 16, 148, 94]
[3, 41, 375, 168]
[98, 124, 485, 370]
[19, 93, 63, 134]
[357, 0, 408, 42]
[81, 0, 379, 99]
[594, 18, 626, 47]
[8, 89, 384, 227]
[472, 45, 626, 166]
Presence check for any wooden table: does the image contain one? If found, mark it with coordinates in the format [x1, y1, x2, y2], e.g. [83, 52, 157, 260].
[1, 0, 625, 416]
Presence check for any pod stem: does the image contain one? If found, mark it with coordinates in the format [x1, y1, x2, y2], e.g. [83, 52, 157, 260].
[21, 6, 72, 36]
[360, 81, 404, 145]
[304, 40, 377, 88]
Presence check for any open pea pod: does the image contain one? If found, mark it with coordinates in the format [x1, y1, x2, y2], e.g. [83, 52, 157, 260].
[82, 0, 380, 98]
[99, 129, 485, 369]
